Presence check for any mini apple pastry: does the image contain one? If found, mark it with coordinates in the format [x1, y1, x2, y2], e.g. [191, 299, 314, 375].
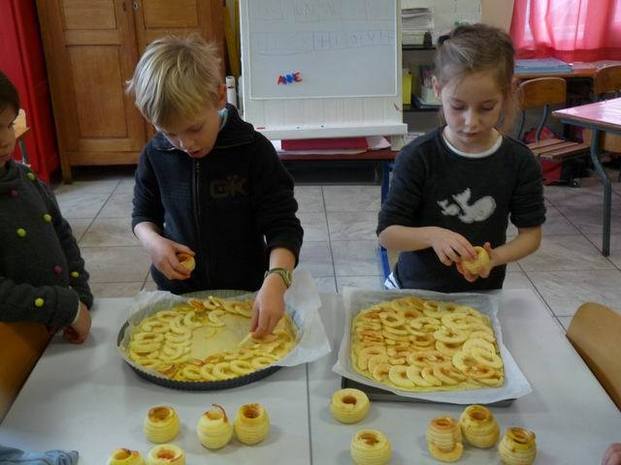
[498, 427, 537, 465]
[146, 444, 185, 465]
[234, 403, 270, 445]
[350, 429, 392, 465]
[459, 404, 500, 448]
[330, 388, 370, 424]
[144, 406, 180, 443]
[197, 404, 234, 449]
[107, 448, 144, 465]
[426, 416, 463, 462]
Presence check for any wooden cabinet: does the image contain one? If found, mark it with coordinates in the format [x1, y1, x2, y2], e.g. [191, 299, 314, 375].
[36, 0, 225, 182]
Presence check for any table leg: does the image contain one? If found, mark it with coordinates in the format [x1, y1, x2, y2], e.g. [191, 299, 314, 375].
[378, 246, 390, 280]
[381, 161, 392, 204]
[589, 128, 611, 256]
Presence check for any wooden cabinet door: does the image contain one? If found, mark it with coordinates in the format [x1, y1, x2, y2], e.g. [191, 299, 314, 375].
[36, 0, 146, 180]
[132, 0, 225, 63]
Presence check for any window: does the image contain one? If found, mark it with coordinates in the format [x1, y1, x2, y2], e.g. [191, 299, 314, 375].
[510, 0, 621, 62]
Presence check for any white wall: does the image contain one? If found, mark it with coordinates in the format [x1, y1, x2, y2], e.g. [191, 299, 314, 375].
[481, 0, 515, 31]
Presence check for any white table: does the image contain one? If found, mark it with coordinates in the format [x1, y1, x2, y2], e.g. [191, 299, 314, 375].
[0, 298, 310, 464]
[1, 290, 620, 464]
[553, 97, 621, 257]
[308, 290, 621, 465]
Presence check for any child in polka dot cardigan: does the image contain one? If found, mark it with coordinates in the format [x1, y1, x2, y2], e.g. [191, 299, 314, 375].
[0, 71, 93, 343]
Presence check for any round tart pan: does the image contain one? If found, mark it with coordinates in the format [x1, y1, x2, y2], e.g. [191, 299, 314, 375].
[117, 322, 281, 391]
[118, 289, 283, 391]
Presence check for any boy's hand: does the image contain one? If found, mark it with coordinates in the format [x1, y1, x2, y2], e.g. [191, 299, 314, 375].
[63, 302, 91, 344]
[250, 273, 287, 337]
[602, 443, 621, 465]
[428, 227, 476, 266]
[145, 235, 195, 280]
[456, 242, 495, 282]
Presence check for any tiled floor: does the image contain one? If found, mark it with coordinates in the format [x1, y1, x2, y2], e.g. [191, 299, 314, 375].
[55, 169, 621, 332]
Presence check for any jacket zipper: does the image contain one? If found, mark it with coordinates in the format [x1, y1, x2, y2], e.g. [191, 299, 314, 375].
[193, 159, 206, 286]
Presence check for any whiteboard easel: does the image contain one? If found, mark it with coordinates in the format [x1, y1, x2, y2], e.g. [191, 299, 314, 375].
[239, 0, 407, 140]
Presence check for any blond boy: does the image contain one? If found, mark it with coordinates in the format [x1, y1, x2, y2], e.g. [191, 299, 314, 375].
[127, 36, 303, 336]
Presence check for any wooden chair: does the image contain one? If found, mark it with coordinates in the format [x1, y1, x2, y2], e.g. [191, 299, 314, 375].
[566, 302, 621, 411]
[517, 77, 589, 165]
[0, 322, 51, 423]
[593, 65, 621, 99]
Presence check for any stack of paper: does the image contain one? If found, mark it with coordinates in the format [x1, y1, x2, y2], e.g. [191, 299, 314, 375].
[515, 58, 572, 75]
[402, 8, 433, 46]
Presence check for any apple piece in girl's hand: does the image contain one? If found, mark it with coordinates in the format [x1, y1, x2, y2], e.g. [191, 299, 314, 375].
[177, 253, 195, 272]
[462, 246, 490, 274]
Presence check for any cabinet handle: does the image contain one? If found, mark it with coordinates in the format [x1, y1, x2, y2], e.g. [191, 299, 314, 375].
[133, 1, 140, 10]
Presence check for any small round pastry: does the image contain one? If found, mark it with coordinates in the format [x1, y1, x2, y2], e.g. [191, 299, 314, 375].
[107, 448, 144, 465]
[426, 416, 463, 462]
[459, 404, 500, 448]
[498, 427, 537, 465]
[234, 403, 270, 445]
[197, 404, 234, 449]
[144, 406, 180, 443]
[462, 246, 490, 274]
[177, 253, 195, 272]
[146, 444, 185, 465]
[330, 388, 370, 424]
[350, 429, 392, 465]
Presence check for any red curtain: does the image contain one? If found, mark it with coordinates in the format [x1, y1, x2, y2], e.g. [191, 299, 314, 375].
[510, 0, 621, 62]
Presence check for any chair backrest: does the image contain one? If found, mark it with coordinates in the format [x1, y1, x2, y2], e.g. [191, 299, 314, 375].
[566, 302, 621, 411]
[517, 77, 567, 141]
[593, 65, 621, 99]
[585, 66, 621, 154]
[0, 322, 50, 423]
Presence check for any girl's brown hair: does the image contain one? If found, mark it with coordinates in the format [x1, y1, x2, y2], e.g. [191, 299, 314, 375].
[0, 71, 20, 115]
[434, 24, 517, 132]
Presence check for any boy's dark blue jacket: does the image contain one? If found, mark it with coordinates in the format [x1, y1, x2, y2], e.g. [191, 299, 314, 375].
[132, 105, 303, 294]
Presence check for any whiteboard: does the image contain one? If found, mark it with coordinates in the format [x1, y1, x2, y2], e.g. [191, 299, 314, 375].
[245, 0, 398, 99]
[240, 0, 407, 140]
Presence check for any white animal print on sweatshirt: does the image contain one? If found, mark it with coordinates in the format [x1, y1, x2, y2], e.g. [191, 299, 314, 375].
[437, 188, 496, 224]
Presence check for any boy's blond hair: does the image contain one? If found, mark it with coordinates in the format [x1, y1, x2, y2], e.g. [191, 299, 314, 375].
[127, 35, 221, 128]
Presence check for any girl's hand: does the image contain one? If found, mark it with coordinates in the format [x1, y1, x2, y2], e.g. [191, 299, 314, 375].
[456, 242, 495, 282]
[428, 227, 476, 267]
[63, 302, 91, 344]
[250, 273, 287, 337]
[145, 235, 195, 280]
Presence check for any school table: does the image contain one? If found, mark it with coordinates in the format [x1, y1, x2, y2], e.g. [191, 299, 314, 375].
[553, 97, 621, 256]
[516, 61, 621, 81]
[515, 67, 597, 81]
[1, 290, 620, 464]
